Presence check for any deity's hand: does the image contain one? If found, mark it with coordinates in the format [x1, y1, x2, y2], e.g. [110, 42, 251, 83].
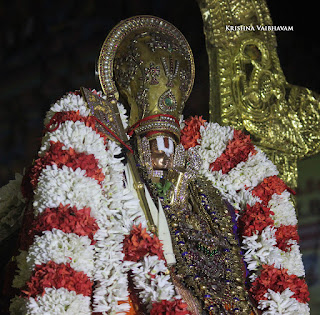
[167, 145, 202, 204]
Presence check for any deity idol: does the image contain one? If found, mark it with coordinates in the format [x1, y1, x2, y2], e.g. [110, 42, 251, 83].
[3, 16, 309, 315]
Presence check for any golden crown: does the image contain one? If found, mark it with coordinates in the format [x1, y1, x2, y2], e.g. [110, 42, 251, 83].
[98, 16, 195, 142]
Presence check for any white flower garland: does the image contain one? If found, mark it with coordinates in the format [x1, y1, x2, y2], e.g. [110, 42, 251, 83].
[268, 191, 298, 227]
[91, 116, 176, 314]
[44, 93, 90, 125]
[33, 165, 105, 218]
[258, 288, 310, 315]
[10, 287, 91, 315]
[13, 230, 94, 288]
[39, 120, 110, 167]
[131, 255, 176, 311]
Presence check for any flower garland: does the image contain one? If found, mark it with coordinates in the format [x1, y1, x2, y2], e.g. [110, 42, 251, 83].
[122, 224, 185, 313]
[123, 224, 164, 262]
[9, 91, 185, 315]
[180, 116, 310, 314]
[30, 141, 105, 189]
[6, 97, 310, 314]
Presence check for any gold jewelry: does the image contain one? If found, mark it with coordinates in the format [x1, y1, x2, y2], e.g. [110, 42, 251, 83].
[97, 16, 195, 142]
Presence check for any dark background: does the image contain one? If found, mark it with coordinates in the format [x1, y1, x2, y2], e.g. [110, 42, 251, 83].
[0, 1, 319, 311]
[0, 0, 319, 187]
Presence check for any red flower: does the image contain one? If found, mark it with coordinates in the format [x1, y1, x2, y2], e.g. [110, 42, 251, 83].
[250, 265, 309, 304]
[31, 204, 99, 242]
[150, 299, 189, 315]
[239, 202, 274, 237]
[252, 175, 295, 205]
[275, 225, 299, 252]
[123, 224, 164, 262]
[22, 261, 93, 298]
[180, 116, 206, 150]
[29, 141, 105, 188]
[210, 129, 256, 174]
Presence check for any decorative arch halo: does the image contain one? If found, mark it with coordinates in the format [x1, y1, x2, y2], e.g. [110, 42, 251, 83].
[98, 15, 195, 102]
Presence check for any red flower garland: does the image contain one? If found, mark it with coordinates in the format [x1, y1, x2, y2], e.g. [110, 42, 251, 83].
[239, 202, 275, 237]
[250, 264, 309, 304]
[123, 224, 164, 262]
[252, 175, 295, 205]
[22, 261, 93, 298]
[180, 116, 206, 150]
[32, 204, 98, 241]
[210, 129, 256, 174]
[275, 225, 300, 252]
[29, 141, 105, 188]
[150, 299, 189, 315]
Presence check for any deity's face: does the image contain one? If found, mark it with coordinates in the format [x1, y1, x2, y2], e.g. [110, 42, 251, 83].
[149, 137, 174, 170]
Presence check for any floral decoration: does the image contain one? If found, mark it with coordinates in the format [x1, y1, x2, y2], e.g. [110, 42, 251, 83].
[3, 91, 309, 314]
[30, 204, 99, 242]
[250, 264, 309, 304]
[181, 119, 310, 314]
[180, 115, 206, 150]
[8, 92, 185, 315]
[22, 261, 93, 298]
[252, 175, 295, 204]
[275, 225, 300, 252]
[150, 299, 189, 315]
[238, 202, 275, 237]
[210, 129, 256, 174]
[123, 224, 164, 262]
[30, 141, 105, 188]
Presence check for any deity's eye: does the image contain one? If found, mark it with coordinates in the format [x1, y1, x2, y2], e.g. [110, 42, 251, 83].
[158, 89, 177, 113]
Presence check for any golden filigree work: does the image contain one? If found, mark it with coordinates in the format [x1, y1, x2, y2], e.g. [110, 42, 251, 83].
[197, 0, 320, 188]
[98, 15, 195, 141]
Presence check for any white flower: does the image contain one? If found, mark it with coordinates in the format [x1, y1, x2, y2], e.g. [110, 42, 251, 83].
[39, 120, 109, 168]
[199, 143, 277, 209]
[11, 287, 91, 315]
[13, 230, 94, 288]
[33, 165, 106, 220]
[258, 288, 310, 315]
[131, 256, 175, 309]
[224, 149, 278, 193]
[44, 93, 89, 125]
[268, 191, 297, 227]
[242, 226, 282, 272]
[198, 122, 233, 169]
[281, 242, 305, 277]
[117, 102, 129, 130]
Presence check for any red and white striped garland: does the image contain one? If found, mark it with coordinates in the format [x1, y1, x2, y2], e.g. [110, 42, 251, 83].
[181, 116, 310, 314]
[9, 92, 186, 314]
[6, 95, 310, 314]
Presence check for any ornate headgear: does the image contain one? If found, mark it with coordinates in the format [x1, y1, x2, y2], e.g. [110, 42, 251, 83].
[98, 16, 195, 142]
